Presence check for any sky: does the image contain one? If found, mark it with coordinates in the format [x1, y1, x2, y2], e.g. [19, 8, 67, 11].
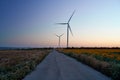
[0, 0, 120, 47]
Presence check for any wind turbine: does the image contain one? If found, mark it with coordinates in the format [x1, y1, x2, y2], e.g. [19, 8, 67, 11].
[56, 34, 64, 47]
[57, 10, 75, 48]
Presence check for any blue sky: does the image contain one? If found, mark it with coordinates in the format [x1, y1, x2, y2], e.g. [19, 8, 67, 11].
[0, 0, 120, 47]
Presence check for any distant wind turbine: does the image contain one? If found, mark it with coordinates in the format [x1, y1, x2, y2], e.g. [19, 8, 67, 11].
[56, 34, 64, 47]
[56, 10, 75, 48]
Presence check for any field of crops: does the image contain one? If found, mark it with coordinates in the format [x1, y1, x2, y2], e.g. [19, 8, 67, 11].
[0, 49, 51, 80]
[58, 48, 120, 80]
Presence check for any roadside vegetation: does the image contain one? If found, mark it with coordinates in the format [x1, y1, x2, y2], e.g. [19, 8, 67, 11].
[0, 48, 52, 80]
[58, 48, 120, 80]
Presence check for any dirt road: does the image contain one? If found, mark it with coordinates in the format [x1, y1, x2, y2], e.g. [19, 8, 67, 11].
[23, 50, 111, 80]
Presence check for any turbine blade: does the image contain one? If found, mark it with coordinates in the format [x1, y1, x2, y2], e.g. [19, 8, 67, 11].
[68, 10, 75, 23]
[60, 33, 64, 37]
[68, 24, 73, 36]
[56, 23, 67, 25]
[56, 35, 59, 37]
[55, 34, 59, 37]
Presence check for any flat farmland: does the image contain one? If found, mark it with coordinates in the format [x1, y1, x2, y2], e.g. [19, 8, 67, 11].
[58, 48, 120, 80]
[0, 49, 51, 80]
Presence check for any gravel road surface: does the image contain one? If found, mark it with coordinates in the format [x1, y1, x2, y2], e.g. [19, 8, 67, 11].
[23, 50, 111, 80]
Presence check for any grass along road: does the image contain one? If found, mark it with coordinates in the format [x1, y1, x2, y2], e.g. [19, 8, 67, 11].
[0, 49, 51, 80]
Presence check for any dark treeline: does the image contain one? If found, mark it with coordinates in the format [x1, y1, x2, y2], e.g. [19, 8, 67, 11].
[0, 47, 53, 50]
[58, 47, 120, 49]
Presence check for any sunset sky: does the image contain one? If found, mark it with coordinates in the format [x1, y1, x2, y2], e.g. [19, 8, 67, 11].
[0, 0, 120, 47]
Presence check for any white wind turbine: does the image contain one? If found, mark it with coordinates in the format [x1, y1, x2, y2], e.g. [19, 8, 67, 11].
[56, 34, 64, 47]
[57, 10, 75, 48]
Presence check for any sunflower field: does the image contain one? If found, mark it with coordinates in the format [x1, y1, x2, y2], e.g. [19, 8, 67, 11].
[58, 48, 120, 80]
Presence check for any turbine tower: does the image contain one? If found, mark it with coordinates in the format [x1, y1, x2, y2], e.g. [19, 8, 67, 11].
[57, 10, 75, 48]
[56, 34, 64, 47]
